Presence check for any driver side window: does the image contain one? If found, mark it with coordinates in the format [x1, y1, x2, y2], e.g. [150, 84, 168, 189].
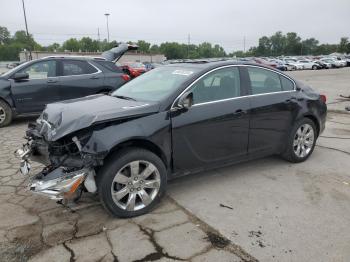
[18, 60, 56, 79]
[191, 67, 241, 105]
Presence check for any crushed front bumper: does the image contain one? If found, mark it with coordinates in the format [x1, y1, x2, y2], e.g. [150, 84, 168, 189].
[14, 144, 97, 201]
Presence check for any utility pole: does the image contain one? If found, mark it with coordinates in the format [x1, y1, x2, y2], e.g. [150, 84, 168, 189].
[104, 13, 110, 43]
[243, 36, 246, 53]
[21, 0, 32, 60]
[187, 34, 190, 58]
[97, 28, 100, 42]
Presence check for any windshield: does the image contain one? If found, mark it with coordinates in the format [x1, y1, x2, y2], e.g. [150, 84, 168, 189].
[112, 66, 199, 102]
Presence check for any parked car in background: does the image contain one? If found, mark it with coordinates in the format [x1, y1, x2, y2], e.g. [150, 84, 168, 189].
[315, 60, 331, 69]
[6, 62, 22, 69]
[253, 58, 277, 68]
[0, 44, 135, 127]
[320, 58, 342, 68]
[17, 61, 327, 217]
[297, 59, 319, 70]
[119, 62, 147, 78]
[282, 58, 304, 70]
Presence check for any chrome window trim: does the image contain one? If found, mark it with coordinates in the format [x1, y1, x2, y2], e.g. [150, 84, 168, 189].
[171, 64, 297, 109]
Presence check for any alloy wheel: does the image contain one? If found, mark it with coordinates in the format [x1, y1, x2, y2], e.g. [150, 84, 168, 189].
[0, 106, 6, 124]
[293, 124, 315, 158]
[111, 160, 161, 211]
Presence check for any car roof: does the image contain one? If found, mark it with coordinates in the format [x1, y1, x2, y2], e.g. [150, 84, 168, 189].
[40, 56, 107, 61]
[164, 60, 280, 72]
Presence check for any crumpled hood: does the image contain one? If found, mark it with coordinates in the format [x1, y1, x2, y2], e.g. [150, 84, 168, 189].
[38, 94, 160, 141]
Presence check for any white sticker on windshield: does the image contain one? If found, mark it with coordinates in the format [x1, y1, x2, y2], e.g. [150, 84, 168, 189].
[172, 70, 194, 76]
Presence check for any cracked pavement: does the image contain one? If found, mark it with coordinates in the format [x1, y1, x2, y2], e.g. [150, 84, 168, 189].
[0, 68, 350, 262]
[0, 120, 251, 262]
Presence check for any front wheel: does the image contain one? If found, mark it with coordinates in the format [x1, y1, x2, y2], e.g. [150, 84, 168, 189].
[0, 100, 13, 127]
[312, 65, 318, 70]
[98, 148, 167, 217]
[282, 118, 317, 163]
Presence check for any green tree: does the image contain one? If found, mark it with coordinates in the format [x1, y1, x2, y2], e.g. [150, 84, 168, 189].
[270, 31, 286, 56]
[301, 38, 319, 55]
[62, 38, 80, 52]
[0, 26, 11, 45]
[338, 37, 349, 53]
[285, 32, 302, 55]
[136, 40, 151, 53]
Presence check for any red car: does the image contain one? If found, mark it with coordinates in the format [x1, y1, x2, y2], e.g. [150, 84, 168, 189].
[118, 62, 147, 78]
[253, 58, 277, 68]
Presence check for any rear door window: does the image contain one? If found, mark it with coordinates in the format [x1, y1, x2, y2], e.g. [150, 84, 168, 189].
[280, 75, 294, 91]
[61, 60, 98, 76]
[247, 67, 282, 95]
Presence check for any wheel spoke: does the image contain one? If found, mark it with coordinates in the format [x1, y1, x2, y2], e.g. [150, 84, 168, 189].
[302, 126, 309, 135]
[138, 189, 152, 206]
[126, 193, 136, 211]
[130, 161, 140, 177]
[143, 179, 160, 189]
[113, 186, 129, 200]
[293, 139, 299, 146]
[114, 174, 129, 184]
[140, 164, 156, 179]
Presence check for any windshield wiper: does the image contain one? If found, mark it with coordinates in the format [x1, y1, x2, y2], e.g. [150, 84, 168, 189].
[114, 95, 136, 101]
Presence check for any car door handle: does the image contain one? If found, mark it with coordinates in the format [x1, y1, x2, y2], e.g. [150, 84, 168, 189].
[47, 79, 58, 83]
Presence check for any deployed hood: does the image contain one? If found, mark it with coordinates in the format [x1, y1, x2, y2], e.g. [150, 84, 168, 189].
[102, 43, 138, 62]
[38, 94, 160, 141]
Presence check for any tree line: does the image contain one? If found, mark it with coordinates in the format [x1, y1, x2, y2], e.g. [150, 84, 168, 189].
[0, 25, 349, 61]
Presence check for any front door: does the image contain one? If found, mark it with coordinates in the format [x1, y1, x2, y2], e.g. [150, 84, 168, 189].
[171, 66, 250, 173]
[11, 60, 59, 113]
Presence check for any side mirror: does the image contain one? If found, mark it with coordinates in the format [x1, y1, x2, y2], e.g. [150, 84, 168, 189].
[178, 92, 193, 109]
[12, 72, 29, 81]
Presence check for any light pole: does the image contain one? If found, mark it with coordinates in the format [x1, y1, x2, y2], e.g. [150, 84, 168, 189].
[21, 0, 32, 60]
[104, 13, 110, 43]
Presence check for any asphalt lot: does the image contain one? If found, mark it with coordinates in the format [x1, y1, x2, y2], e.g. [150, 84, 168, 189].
[0, 68, 349, 262]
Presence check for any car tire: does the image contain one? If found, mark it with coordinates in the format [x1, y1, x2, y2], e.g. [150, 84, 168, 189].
[312, 65, 317, 70]
[0, 100, 13, 127]
[281, 118, 317, 163]
[97, 148, 167, 218]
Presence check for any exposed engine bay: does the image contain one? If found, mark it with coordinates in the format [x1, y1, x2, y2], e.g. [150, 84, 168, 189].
[15, 120, 101, 202]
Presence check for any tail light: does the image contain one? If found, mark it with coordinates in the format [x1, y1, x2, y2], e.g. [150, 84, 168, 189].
[121, 74, 130, 81]
[320, 94, 327, 103]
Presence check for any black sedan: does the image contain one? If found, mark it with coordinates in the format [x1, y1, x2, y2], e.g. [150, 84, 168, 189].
[17, 61, 327, 217]
[0, 44, 136, 127]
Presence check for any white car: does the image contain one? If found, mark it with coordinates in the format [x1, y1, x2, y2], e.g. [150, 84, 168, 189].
[297, 59, 319, 70]
[283, 59, 304, 70]
[320, 58, 342, 68]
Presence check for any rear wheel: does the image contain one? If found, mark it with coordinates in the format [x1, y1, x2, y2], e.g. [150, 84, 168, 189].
[312, 65, 318, 70]
[0, 100, 13, 127]
[282, 118, 317, 163]
[98, 148, 167, 217]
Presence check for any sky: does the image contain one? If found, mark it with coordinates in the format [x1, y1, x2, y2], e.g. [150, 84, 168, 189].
[1, 0, 349, 52]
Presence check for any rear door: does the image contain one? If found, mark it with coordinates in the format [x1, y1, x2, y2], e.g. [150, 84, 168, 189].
[171, 66, 250, 173]
[10, 59, 60, 113]
[57, 59, 105, 100]
[244, 66, 298, 154]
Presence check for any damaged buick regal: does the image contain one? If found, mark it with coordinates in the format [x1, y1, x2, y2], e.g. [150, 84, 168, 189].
[15, 59, 327, 217]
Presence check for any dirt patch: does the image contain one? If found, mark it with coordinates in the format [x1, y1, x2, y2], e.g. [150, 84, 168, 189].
[205, 231, 231, 248]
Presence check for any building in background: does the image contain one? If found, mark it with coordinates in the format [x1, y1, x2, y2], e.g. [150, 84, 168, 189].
[19, 50, 166, 63]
